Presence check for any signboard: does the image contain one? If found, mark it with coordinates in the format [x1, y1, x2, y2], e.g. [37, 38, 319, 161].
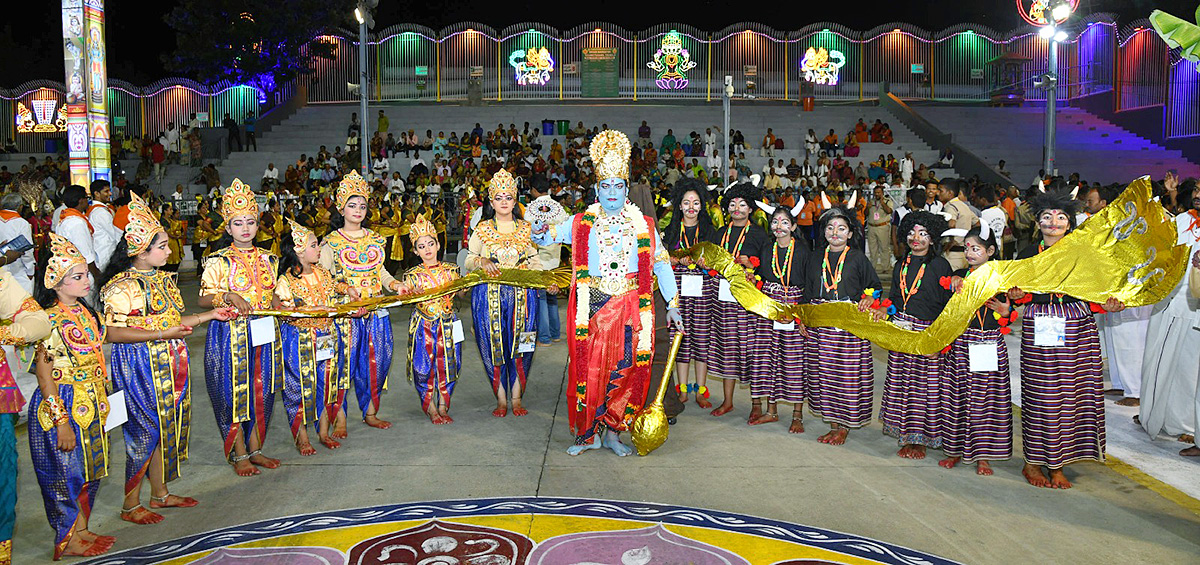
[14, 98, 67, 133]
[196, 111, 209, 123]
[415, 66, 429, 76]
[743, 65, 757, 77]
[562, 62, 578, 75]
[469, 65, 484, 77]
[970, 68, 984, 80]
[910, 63, 925, 74]
[113, 115, 126, 127]
[177, 198, 198, 216]
[581, 47, 619, 98]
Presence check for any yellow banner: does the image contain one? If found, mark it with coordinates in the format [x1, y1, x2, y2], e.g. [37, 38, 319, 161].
[250, 267, 572, 318]
[679, 177, 1186, 355]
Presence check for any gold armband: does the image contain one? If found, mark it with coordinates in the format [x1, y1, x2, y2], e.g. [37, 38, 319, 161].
[37, 395, 69, 431]
[211, 292, 230, 309]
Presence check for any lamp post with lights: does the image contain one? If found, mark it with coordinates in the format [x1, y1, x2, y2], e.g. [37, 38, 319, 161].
[1030, 1, 1076, 176]
[355, 1, 377, 177]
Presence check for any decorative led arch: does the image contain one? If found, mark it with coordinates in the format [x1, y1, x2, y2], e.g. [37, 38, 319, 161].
[647, 30, 697, 89]
[800, 47, 846, 86]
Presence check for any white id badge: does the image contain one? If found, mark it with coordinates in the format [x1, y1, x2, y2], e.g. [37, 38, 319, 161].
[773, 320, 795, 331]
[718, 279, 736, 302]
[968, 343, 1000, 372]
[893, 319, 915, 331]
[104, 391, 128, 432]
[518, 331, 537, 353]
[452, 320, 465, 343]
[375, 308, 390, 319]
[250, 316, 277, 347]
[681, 275, 703, 297]
[198, 242, 207, 249]
[1033, 317, 1066, 347]
[315, 334, 335, 361]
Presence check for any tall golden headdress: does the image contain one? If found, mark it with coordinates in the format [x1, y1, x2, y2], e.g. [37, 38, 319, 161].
[44, 232, 86, 288]
[287, 218, 315, 253]
[124, 192, 166, 256]
[488, 169, 518, 200]
[220, 178, 259, 221]
[408, 213, 438, 245]
[590, 129, 631, 181]
[336, 169, 370, 209]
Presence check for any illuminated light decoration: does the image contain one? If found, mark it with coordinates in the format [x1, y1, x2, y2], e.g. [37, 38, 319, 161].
[508, 46, 555, 86]
[84, 0, 110, 181]
[800, 46, 847, 86]
[14, 100, 68, 133]
[62, 0, 89, 186]
[1017, 0, 1078, 27]
[647, 30, 697, 90]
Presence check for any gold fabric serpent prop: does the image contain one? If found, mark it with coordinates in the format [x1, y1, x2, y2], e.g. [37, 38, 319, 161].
[675, 177, 1185, 355]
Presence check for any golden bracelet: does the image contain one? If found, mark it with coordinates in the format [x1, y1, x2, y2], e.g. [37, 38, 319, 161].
[36, 395, 69, 431]
[212, 292, 230, 309]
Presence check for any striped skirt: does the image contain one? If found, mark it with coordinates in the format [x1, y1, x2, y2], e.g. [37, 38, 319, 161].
[707, 279, 752, 381]
[1020, 301, 1105, 468]
[670, 267, 715, 366]
[805, 302, 874, 428]
[942, 327, 1013, 462]
[881, 313, 943, 447]
[746, 282, 806, 404]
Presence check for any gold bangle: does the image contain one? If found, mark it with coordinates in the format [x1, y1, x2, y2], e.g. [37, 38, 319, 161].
[212, 292, 230, 309]
[37, 395, 69, 431]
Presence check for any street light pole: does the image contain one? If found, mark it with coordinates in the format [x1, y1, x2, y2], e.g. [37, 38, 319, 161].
[1042, 37, 1057, 176]
[722, 75, 732, 186]
[359, 17, 370, 177]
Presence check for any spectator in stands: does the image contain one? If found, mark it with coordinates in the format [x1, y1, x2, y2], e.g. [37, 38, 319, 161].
[222, 113, 241, 151]
[188, 128, 202, 167]
[879, 123, 894, 144]
[855, 119, 869, 143]
[3, 138, 15, 153]
[869, 119, 885, 142]
[761, 128, 776, 157]
[660, 129, 676, 153]
[164, 122, 180, 163]
[433, 131, 447, 155]
[638, 121, 651, 146]
[994, 159, 1011, 178]
[262, 163, 279, 189]
[804, 129, 819, 158]
[844, 130, 860, 158]
[900, 152, 914, 186]
[932, 148, 954, 169]
[385, 133, 397, 158]
[731, 130, 745, 154]
[377, 110, 389, 134]
[307, 162, 322, 190]
[411, 152, 428, 176]
[821, 129, 840, 157]
[372, 154, 390, 179]
[346, 129, 360, 154]
[707, 150, 722, 178]
[244, 111, 257, 151]
[704, 127, 719, 157]
[151, 136, 166, 182]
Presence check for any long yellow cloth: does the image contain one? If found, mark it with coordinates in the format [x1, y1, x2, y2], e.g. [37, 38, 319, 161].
[249, 267, 571, 318]
[677, 177, 1186, 355]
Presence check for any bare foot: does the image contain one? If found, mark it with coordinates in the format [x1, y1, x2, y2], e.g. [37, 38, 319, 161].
[62, 535, 113, 557]
[364, 414, 392, 429]
[318, 435, 341, 449]
[1181, 446, 1200, 456]
[332, 415, 348, 439]
[1047, 468, 1073, 489]
[1114, 397, 1140, 407]
[696, 396, 712, 409]
[296, 441, 317, 456]
[149, 494, 198, 509]
[747, 404, 763, 424]
[976, 461, 994, 476]
[939, 456, 961, 469]
[249, 453, 281, 469]
[818, 428, 849, 445]
[749, 413, 778, 426]
[231, 458, 259, 477]
[492, 404, 508, 417]
[898, 445, 926, 459]
[120, 505, 164, 524]
[788, 418, 805, 434]
[1022, 463, 1051, 488]
[1180, 434, 1195, 444]
[75, 530, 114, 547]
[710, 403, 734, 417]
[512, 399, 528, 416]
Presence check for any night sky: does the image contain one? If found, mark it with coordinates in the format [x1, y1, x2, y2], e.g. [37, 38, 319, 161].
[0, 0, 1184, 86]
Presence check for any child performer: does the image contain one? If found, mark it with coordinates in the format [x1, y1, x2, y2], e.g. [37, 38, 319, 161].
[321, 170, 404, 430]
[29, 234, 115, 559]
[708, 181, 769, 419]
[1008, 183, 1124, 489]
[748, 200, 810, 431]
[199, 179, 284, 477]
[881, 211, 953, 459]
[803, 193, 881, 445]
[101, 193, 236, 525]
[400, 214, 464, 424]
[661, 178, 717, 408]
[275, 219, 359, 455]
[938, 222, 1013, 476]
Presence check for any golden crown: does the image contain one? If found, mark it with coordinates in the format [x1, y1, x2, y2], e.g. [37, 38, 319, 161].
[221, 178, 259, 221]
[488, 168, 518, 200]
[336, 169, 371, 209]
[287, 218, 315, 253]
[408, 213, 438, 245]
[590, 129, 631, 182]
[124, 192, 165, 256]
[45, 232, 86, 289]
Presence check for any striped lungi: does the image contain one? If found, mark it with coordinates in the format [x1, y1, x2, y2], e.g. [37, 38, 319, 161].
[805, 301, 874, 428]
[880, 313, 943, 447]
[747, 282, 805, 404]
[942, 326, 1013, 462]
[707, 278, 752, 381]
[1020, 301, 1105, 468]
[670, 267, 715, 365]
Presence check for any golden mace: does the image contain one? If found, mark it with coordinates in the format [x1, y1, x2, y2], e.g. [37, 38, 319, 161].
[630, 331, 685, 456]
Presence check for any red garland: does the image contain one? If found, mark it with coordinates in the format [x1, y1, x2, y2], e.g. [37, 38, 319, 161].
[1013, 294, 1033, 305]
[1088, 302, 1107, 314]
[747, 256, 761, 268]
[939, 276, 952, 290]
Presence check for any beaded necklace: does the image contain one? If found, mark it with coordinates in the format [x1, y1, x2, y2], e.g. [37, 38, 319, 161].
[772, 239, 795, 284]
[899, 254, 927, 310]
[680, 223, 698, 248]
[721, 223, 748, 256]
[1037, 242, 1065, 303]
[821, 247, 848, 297]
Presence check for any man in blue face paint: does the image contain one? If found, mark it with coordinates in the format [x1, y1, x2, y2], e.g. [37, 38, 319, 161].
[534, 130, 682, 457]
